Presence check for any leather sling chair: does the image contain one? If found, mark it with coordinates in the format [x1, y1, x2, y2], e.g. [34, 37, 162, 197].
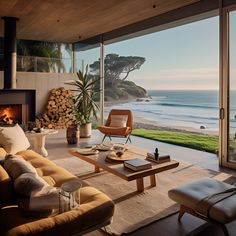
[98, 109, 133, 144]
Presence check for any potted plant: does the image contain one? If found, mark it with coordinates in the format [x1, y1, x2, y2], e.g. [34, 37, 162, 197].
[66, 65, 99, 138]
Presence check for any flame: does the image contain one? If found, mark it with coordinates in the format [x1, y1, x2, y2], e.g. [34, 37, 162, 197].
[0, 107, 14, 124]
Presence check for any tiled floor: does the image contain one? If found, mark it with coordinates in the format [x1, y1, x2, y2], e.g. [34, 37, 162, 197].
[39, 129, 236, 236]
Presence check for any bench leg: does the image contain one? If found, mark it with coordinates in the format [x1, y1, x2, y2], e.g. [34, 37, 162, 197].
[178, 205, 186, 221]
[220, 224, 229, 236]
[177, 205, 229, 236]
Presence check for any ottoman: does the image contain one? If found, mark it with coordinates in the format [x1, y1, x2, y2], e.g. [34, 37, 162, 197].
[168, 178, 236, 236]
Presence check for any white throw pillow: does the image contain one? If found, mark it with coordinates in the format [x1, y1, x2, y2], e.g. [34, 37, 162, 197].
[14, 172, 49, 197]
[110, 115, 128, 127]
[4, 154, 37, 180]
[0, 124, 30, 154]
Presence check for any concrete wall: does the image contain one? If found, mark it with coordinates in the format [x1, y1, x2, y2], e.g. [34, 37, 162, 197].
[0, 71, 77, 115]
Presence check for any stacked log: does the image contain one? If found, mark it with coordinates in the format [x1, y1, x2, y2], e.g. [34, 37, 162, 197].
[36, 87, 76, 129]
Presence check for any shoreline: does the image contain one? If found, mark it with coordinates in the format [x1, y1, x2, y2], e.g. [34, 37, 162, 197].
[104, 99, 136, 107]
[104, 99, 219, 136]
[133, 116, 219, 136]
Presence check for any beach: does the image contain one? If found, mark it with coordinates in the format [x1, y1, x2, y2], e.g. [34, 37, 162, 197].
[103, 90, 229, 136]
[133, 115, 219, 136]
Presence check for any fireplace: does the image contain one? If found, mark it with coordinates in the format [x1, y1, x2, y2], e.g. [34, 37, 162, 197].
[0, 104, 23, 125]
[0, 89, 36, 126]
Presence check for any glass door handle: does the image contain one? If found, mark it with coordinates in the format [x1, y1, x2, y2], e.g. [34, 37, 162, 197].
[220, 108, 225, 120]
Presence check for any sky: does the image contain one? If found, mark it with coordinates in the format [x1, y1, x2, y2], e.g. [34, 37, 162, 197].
[77, 16, 220, 90]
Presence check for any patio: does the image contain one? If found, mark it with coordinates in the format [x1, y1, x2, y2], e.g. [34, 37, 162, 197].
[40, 129, 236, 236]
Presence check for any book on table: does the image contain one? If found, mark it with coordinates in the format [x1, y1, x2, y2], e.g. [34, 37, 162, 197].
[124, 158, 152, 171]
[146, 153, 170, 164]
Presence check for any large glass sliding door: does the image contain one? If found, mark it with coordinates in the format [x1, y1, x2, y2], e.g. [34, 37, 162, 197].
[220, 5, 236, 168]
[228, 10, 236, 163]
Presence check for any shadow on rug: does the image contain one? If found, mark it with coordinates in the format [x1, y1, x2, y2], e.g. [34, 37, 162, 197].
[53, 157, 220, 235]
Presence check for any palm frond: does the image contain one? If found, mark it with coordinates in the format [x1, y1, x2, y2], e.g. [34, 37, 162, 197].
[65, 66, 99, 125]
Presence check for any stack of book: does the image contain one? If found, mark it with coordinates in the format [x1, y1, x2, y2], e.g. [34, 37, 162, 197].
[124, 158, 152, 171]
[146, 153, 170, 164]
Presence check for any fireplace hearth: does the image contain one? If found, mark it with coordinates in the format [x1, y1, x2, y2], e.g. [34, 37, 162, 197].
[0, 89, 36, 126]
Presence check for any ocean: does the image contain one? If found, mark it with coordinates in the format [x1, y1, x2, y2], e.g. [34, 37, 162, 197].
[105, 90, 236, 132]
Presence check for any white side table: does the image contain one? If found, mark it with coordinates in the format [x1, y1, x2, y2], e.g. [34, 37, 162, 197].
[59, 179, 82, 213]
[26, 129, 58, 157]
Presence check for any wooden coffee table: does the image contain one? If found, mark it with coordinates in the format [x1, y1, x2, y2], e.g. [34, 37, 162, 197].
[69, 145, 179, 192]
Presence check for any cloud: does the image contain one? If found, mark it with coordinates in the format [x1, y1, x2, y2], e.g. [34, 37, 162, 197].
[129, 67, 219, 90]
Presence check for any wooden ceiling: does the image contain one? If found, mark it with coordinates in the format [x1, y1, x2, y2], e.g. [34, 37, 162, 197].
[0, 0, 200, 43]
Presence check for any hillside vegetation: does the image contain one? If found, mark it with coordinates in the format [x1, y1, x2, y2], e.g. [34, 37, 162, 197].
[104, 80, 147, 101]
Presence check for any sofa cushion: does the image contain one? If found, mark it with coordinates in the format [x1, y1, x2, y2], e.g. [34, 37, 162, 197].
[0, 147, 7, 156]
[0, 165, 14, 206]
[4, 154, 37, 180]
[0, 124, 30, 154]
[0, 186, 114, 236]
[168, 177, 236, 223]
[17, 150, 75, 187]
[99, 126, 131, 136]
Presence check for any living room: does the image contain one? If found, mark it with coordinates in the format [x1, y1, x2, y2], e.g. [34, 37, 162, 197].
[1, 1, 236, 236]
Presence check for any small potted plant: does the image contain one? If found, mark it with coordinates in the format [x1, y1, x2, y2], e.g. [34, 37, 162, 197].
[66, 65, 99, 138]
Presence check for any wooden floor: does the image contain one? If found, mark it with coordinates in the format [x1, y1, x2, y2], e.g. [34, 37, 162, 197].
[40, 129, 236, 236]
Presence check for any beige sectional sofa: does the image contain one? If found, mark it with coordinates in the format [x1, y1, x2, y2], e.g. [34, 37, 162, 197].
[0, 147, 114, 236]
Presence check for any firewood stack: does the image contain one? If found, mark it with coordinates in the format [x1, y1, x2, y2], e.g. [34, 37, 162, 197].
[36, 87, 76, 129]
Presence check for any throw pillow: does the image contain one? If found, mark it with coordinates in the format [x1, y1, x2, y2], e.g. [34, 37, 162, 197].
[14, 172, 49, 197]
[0, 124, 30, 154]
[18, 186, 69, 218]
[110, 115, 128, 127]
[4, 154, 37, 180]
[18, 197, 53, 218]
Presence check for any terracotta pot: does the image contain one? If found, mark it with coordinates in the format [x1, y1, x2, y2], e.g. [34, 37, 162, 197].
[66, 125, 79, 144]
[80, 123, 92, 138]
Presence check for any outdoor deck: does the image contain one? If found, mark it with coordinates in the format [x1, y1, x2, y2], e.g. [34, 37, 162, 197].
[41, 129, 236, 236]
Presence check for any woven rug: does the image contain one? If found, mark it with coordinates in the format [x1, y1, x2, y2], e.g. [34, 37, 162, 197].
[53, 157, 222, 235]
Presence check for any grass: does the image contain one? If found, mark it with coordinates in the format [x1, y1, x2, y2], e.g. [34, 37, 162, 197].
[132, 129, 219, 153]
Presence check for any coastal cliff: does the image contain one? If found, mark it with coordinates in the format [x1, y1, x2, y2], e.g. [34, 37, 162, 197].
[105, 80, 147, 101]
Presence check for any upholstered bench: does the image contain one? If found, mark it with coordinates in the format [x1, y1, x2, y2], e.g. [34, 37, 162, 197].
[168, 178, 236, 236]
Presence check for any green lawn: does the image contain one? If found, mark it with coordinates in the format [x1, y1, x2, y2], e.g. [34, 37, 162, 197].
[132, 129, 219, 153]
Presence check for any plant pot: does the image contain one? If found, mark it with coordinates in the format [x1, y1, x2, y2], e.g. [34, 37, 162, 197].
[80, 123, 92, 138]
[66, 124, 79, 144]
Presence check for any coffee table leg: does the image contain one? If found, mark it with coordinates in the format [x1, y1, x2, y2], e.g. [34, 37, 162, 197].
[94, 166, 100, 173]
[150, 175, 156, 187]
[136, 178, 144, 192]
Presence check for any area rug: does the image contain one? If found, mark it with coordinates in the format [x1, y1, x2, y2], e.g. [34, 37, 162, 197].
[53, 157, 223, 235]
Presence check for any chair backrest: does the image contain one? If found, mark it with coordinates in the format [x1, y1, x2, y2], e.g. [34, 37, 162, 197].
[105, 109, 133, 130]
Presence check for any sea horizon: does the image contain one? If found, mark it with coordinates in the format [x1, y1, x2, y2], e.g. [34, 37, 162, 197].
[105, 89, 236, 132]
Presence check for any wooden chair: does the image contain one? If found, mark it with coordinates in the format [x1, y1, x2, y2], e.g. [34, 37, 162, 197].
[98, 109, 133, 143]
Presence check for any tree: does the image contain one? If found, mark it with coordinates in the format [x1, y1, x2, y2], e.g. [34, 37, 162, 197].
[17, 40, 67, 72]
[89, 53, 145, 87]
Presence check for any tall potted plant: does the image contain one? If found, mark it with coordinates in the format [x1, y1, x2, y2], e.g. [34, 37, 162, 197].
[66, 65, 99, 138]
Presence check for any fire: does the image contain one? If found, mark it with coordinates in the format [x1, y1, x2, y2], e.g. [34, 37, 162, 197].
[0, 107, 15, 125]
